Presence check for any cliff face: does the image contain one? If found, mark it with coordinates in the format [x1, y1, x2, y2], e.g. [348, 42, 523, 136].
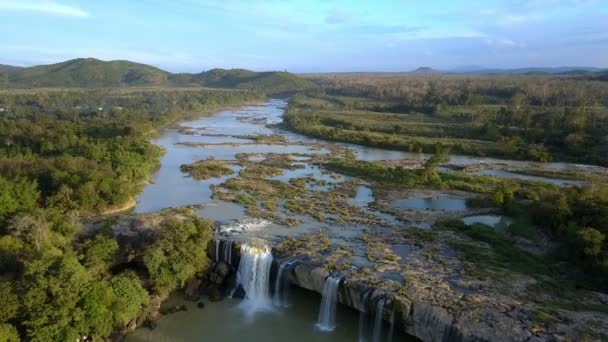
[289, 263, 532, 342]
[203, 239, 608, 342]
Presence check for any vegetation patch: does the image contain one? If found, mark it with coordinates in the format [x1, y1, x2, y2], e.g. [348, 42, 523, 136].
[180, 158, 235, 180]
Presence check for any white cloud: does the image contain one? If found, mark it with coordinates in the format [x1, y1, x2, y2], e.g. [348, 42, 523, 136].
[0, 0, 89, 18]
[483, 37, 526, 49]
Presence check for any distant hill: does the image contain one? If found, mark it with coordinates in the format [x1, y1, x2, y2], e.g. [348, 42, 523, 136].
[449, 66, 606, 75]
[590, 71, 608, 82]
[0, 58, 315, 93]
[0, 64, 22, 73]
[409, 67, 442, 75]
[4, 58, 170, 88]
[190, 68, 313, 93]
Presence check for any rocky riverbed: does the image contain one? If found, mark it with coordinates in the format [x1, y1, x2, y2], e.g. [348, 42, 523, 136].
[119, 98, 608, 341]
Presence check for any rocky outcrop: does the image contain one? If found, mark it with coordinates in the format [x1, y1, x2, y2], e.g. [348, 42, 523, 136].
[207, 239, 581, 342]
[184, 278, 203, 301]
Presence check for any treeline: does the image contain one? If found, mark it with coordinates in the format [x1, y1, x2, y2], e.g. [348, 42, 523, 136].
[0, 88, 258, 340]
[285, 74, 608, 165]
[311, 74, 608, 109]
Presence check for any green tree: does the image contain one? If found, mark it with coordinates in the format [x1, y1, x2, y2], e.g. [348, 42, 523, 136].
[109, 272, 149, 326]
[81, 282, 116, 338]
[577, 227, 605, 258]
[143, 217, 213, 291]
[0, 176, 39, 224]
[0, 282, 20, 323]
[0, 324, 20, 342]
[22, 253, 91, 342]
[421, 144, 450, 185]
[81, 234, 119, 276]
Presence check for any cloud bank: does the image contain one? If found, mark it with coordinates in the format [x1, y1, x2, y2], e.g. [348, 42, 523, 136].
[0, 0, 89, 18]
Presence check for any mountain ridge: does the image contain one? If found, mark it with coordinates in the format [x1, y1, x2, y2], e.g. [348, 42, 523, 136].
[0, 58, 314, 93]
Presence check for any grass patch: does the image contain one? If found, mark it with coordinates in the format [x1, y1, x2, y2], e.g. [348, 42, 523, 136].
[180, 158, 234, 180]
[438, 219, 552, 278]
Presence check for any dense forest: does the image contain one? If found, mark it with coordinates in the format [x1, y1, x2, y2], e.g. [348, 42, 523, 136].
[285, 74, 608, 165]
[0, 87, 263, 341]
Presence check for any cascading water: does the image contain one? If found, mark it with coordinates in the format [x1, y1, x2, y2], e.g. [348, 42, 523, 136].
[372, 297, 386, 342]
[222, 240, 233, 265]
[358, 288, 374, 342]
[315, 275, 341, 332]
[388, 306, 396, 342]
[272, 257, 300, 307]
[214, 239, 220, 262]
[234, 243, 273, 316]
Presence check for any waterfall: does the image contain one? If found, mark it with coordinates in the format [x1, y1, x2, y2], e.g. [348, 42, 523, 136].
[222, 240, 233, 265]
[372, 297, 386, 342]
[315, 275, 341, 332]
[235, 243, 273, 316]
[214, 239, 220, 262]
[358, 288, 374, 342]
[388, 306, 396, 342]
[272, 257, 299, 307]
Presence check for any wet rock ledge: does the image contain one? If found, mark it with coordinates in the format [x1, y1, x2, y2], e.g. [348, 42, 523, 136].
[203, 240, 535, 342]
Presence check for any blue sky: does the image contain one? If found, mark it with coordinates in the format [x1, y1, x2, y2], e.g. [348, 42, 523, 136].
[0, 0, 606, 72]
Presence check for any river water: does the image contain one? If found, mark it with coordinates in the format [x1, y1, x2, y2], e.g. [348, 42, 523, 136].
[129, 98, 601, 341]
[136, 98, 597, 214]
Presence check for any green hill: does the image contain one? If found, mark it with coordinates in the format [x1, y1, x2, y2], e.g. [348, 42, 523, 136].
[4, 58, 170, 88]
[192, 68, 314, 93]
[0, 58, 315, 93]
[0, 64, 22, 73]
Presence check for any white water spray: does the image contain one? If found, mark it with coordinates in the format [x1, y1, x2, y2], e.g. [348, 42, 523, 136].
[372, 297, 386, 342]
[221, 218, 270, 234]
[315, 275, 341, 332]
[235, 243, 273, 316]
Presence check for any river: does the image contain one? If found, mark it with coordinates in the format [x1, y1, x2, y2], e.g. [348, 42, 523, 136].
[128, 98, 602, 341]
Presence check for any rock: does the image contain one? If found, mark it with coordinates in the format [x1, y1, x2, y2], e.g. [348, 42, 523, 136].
[209, 287, 224, 302]
[404, 301, 454, 342]
[232, 286, 245, 299]
[124, 319, 138, 333]
[161, 305, 186, 315]
[184, 278, 202, 301]
[216, 261, 230, 278]
[147, 295, 164, 320]
[143, 320, 157, 330]
[197, 301, 205, 309]
[209, 273, 217, 283]
[292, 264, 328, 293]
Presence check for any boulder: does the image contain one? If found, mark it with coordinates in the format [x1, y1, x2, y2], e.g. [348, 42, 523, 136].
[216, 261, 230, 278]
[143, 320, 157, 331]
[184, 278, 202, 301]
[209, 287, 224, 302]
[232, 286, 245, 299]
[146, 295, 164, 320]
[402, 301, 454, 342]
[292, 264, 328, 293]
